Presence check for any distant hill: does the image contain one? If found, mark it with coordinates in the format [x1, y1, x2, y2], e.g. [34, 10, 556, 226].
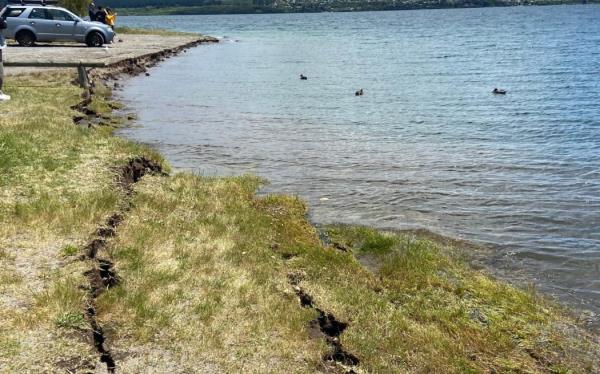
[103, 0, 597, 15]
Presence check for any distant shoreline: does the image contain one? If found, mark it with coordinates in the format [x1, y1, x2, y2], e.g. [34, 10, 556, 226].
[118, 1, 597, 16]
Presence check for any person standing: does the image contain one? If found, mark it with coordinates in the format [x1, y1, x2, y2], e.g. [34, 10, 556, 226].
[95, 6, 107, 24]
[88, 1, 97, 21]
[0, 15, 10, 102]
[105, 8, 116, 29]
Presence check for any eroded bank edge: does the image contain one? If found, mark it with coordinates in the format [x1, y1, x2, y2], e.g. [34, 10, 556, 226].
[68, 37, 211, 372]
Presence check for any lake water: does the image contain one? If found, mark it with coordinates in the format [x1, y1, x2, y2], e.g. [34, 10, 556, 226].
[118, 6, 600, 316]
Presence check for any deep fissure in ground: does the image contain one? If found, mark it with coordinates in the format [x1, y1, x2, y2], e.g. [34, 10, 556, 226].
[288, 273, 360, 371]
[78, 157, 163, 372]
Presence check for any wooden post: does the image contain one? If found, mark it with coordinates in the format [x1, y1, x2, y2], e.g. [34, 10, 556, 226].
[77, 64, 89, 89]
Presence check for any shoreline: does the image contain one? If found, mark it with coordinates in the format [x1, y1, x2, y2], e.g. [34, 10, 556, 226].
[97, 31, 600, 333]
[1, 35, 599, 372]
[117, 143, 600, 330]
[112, 38, 600, 330]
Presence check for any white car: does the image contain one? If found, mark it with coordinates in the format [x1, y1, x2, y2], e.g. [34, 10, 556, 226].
[0, 2, 114, 47]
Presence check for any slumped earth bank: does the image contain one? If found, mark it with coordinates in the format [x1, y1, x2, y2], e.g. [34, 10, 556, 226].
[0, 41, 599, 373]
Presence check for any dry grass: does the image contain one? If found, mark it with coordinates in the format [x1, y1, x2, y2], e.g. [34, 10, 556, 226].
[0, 71, 598, 373]
[0, 71, 159, 372]
[96, 175, 323, 373]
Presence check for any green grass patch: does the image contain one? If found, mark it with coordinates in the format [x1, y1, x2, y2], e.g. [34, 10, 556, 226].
[60, 244, 79, 257]
[326, 224, 399, 254]
[55, 312, 86, 329]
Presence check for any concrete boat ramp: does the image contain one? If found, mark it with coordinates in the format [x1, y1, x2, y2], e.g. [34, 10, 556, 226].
[3, 33, 218, 75]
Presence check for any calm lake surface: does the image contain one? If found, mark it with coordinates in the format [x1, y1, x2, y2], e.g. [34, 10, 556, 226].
[119, 5, 600, 314]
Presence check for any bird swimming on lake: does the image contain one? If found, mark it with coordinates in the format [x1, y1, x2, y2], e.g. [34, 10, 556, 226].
[355, 89, 364, 96]
[300, 74, 308, 80]
[492, 88, 507, 94]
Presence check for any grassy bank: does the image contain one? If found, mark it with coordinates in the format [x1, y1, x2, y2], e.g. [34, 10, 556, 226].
[1, 70, 598, 373]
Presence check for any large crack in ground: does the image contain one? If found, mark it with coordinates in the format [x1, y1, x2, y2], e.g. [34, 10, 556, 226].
[119, 157, 166, 192]
[288, 273, 360, 373]
[79, 157, 163, 372]
[61, 38, 209, 372]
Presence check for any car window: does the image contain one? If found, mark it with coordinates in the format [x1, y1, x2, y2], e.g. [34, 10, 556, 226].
[47, 9, 74, 21]
[28, 8, 50, 20]
[5, 7, 26, 18]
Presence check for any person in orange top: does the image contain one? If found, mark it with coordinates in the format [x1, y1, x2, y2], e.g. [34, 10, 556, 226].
[105, 8, 116, 29]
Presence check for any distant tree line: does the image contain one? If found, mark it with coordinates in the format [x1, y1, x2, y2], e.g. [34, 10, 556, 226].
[59, 0, 89, 15]
[102, 0, 261, 8]
[2, 0, 593, 14]
[103, 0, 595, 11]
[0, 0, 88, 13]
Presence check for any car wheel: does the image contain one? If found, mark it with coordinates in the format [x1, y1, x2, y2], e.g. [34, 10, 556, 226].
[86, 32, 104, 47]
[16, 30, 35, 47]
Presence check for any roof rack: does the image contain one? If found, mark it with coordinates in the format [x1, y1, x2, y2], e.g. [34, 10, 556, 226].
[5, 0, 59, 5]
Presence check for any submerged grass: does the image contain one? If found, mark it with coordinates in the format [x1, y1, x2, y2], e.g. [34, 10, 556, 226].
[114, 26, 199, 37]
[0, 70, 598, 373]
